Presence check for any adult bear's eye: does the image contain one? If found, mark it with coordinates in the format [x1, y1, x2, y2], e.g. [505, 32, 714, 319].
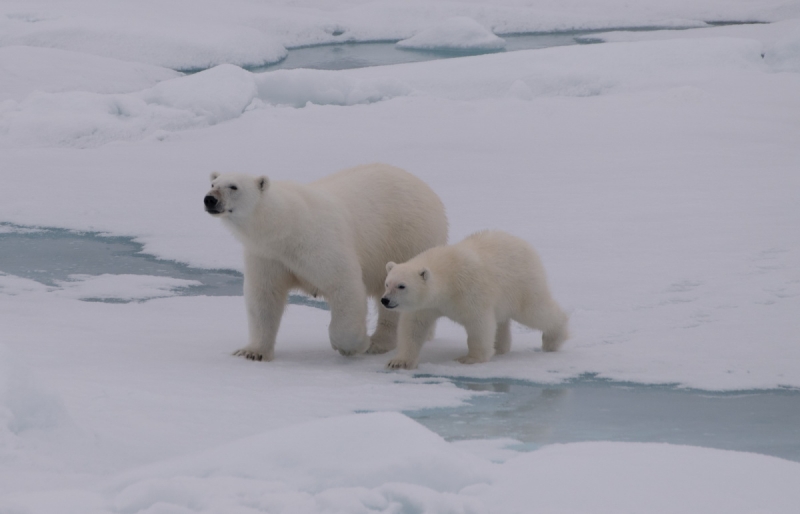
[398, 284, 405, 289]
[229, 185, 238, 190]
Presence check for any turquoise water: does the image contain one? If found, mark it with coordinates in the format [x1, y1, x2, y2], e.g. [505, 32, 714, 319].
[250, 32, 587, 72]
[0, 224, 327, 308]
[405, 376, 800, 462]
[249, 23, 766, 73]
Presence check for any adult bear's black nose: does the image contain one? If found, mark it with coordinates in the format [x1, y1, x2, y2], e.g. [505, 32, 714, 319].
[380, 297, 390, 307]
[204, 195, 218, 208]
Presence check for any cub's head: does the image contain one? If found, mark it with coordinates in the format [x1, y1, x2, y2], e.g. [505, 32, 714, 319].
[380, 261, 431, 311]
[204, 172, 269, 218]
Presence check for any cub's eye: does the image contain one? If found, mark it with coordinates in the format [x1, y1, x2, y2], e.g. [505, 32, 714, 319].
[229, 185, 238, 190]
[398, 284, 406, 290]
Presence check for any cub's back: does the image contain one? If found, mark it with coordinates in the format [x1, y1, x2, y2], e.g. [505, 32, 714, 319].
[458, 231, 545, 290]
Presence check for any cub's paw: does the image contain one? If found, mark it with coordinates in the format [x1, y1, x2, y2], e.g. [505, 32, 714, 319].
[233, 348, 273, 362]
[386, 357, 417, 370]
[456, 354, 490, 365]
[366, 341, 394, 354]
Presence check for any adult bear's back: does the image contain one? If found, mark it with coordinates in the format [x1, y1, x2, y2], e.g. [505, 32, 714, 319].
[311, 163, 448, 295]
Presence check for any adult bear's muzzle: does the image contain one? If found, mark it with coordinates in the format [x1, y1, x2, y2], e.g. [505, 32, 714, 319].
[204, 195, 222, 214]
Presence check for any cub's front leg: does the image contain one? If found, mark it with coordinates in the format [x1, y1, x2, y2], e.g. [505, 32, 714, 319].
[235, 253, 292, 361]
[387, 309, 440, 370]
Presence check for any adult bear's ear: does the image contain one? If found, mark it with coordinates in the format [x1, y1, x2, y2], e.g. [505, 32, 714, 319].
[257, 176, 270, 192]
[210, 172, 220, 182]
[386, 262, 396, 273]
[419, 268, 430, 281]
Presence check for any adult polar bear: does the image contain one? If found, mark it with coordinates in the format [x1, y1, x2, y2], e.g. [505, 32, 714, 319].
[204, 163, 448, 361]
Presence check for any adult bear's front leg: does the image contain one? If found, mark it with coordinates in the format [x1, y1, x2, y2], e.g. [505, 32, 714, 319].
[326, 281, 370, 356]
[235, 253, 292, 361]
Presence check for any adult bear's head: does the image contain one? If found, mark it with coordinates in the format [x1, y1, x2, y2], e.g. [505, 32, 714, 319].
[204, 172, 269, 218]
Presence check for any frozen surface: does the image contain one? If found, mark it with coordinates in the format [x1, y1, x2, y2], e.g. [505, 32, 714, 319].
[0, 64, 409, 147]
[3, 33, 799, 390]
[0, 9, 288, 71]
[3, 297, 800, 514]
[583, 17, 800, 72]
[0, 46, 180, 102]
[2, 0, 800, 512]
[396, 17, 506, 53]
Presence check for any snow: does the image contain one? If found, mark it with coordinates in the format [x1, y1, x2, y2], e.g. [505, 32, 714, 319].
[0, 46, 181, 102]
[0, 64, 410, 147]
[583, 18, 800, 72]
[0, 10, 288, 71]
[53, 274, 202, 301]
[1, 0, 800, 512]
[396, 17, 506, 53]
[0, 272, 200, 301]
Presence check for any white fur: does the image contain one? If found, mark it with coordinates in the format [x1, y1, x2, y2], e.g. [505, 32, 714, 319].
[381, 230, 569, 369]
[205, 163, 448, 361]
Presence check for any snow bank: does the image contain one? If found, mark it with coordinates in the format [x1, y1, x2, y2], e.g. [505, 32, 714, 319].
[397, 17, 506, 53]
[109, 412, 490, 495]
[4, 413, 800, 513]
[254, 69, 411, 108]
[0, 64, 410, 147]
[2, 36, 765, 148]
[0, 15, 287, 71]
[139, 64, 258, 125]
[0, 64, 259, 147]
[0, 46, 180, 102]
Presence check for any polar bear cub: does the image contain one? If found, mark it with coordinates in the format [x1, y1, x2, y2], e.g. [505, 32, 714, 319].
[381, 230, 568, 369]
[204, 163, 448, 361]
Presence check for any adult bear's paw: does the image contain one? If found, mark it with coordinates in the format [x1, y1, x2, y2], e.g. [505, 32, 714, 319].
[233, 347, 274, 361]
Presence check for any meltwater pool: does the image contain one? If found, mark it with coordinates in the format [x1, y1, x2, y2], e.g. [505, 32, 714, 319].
[246, 22, 766, 72]
[0, 224, 327, 309]
[404, 377, 800, 462]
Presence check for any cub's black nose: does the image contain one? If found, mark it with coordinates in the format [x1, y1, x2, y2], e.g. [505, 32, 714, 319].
[380, 297, 390, 307]
[204, 195, 218, 207]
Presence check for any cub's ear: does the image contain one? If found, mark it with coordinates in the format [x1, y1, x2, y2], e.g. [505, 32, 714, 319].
[257, 176, 270, 192]
[385, 262, 396, 273]
[210, 172, 220, 182]
[420, 268, 430, 281]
